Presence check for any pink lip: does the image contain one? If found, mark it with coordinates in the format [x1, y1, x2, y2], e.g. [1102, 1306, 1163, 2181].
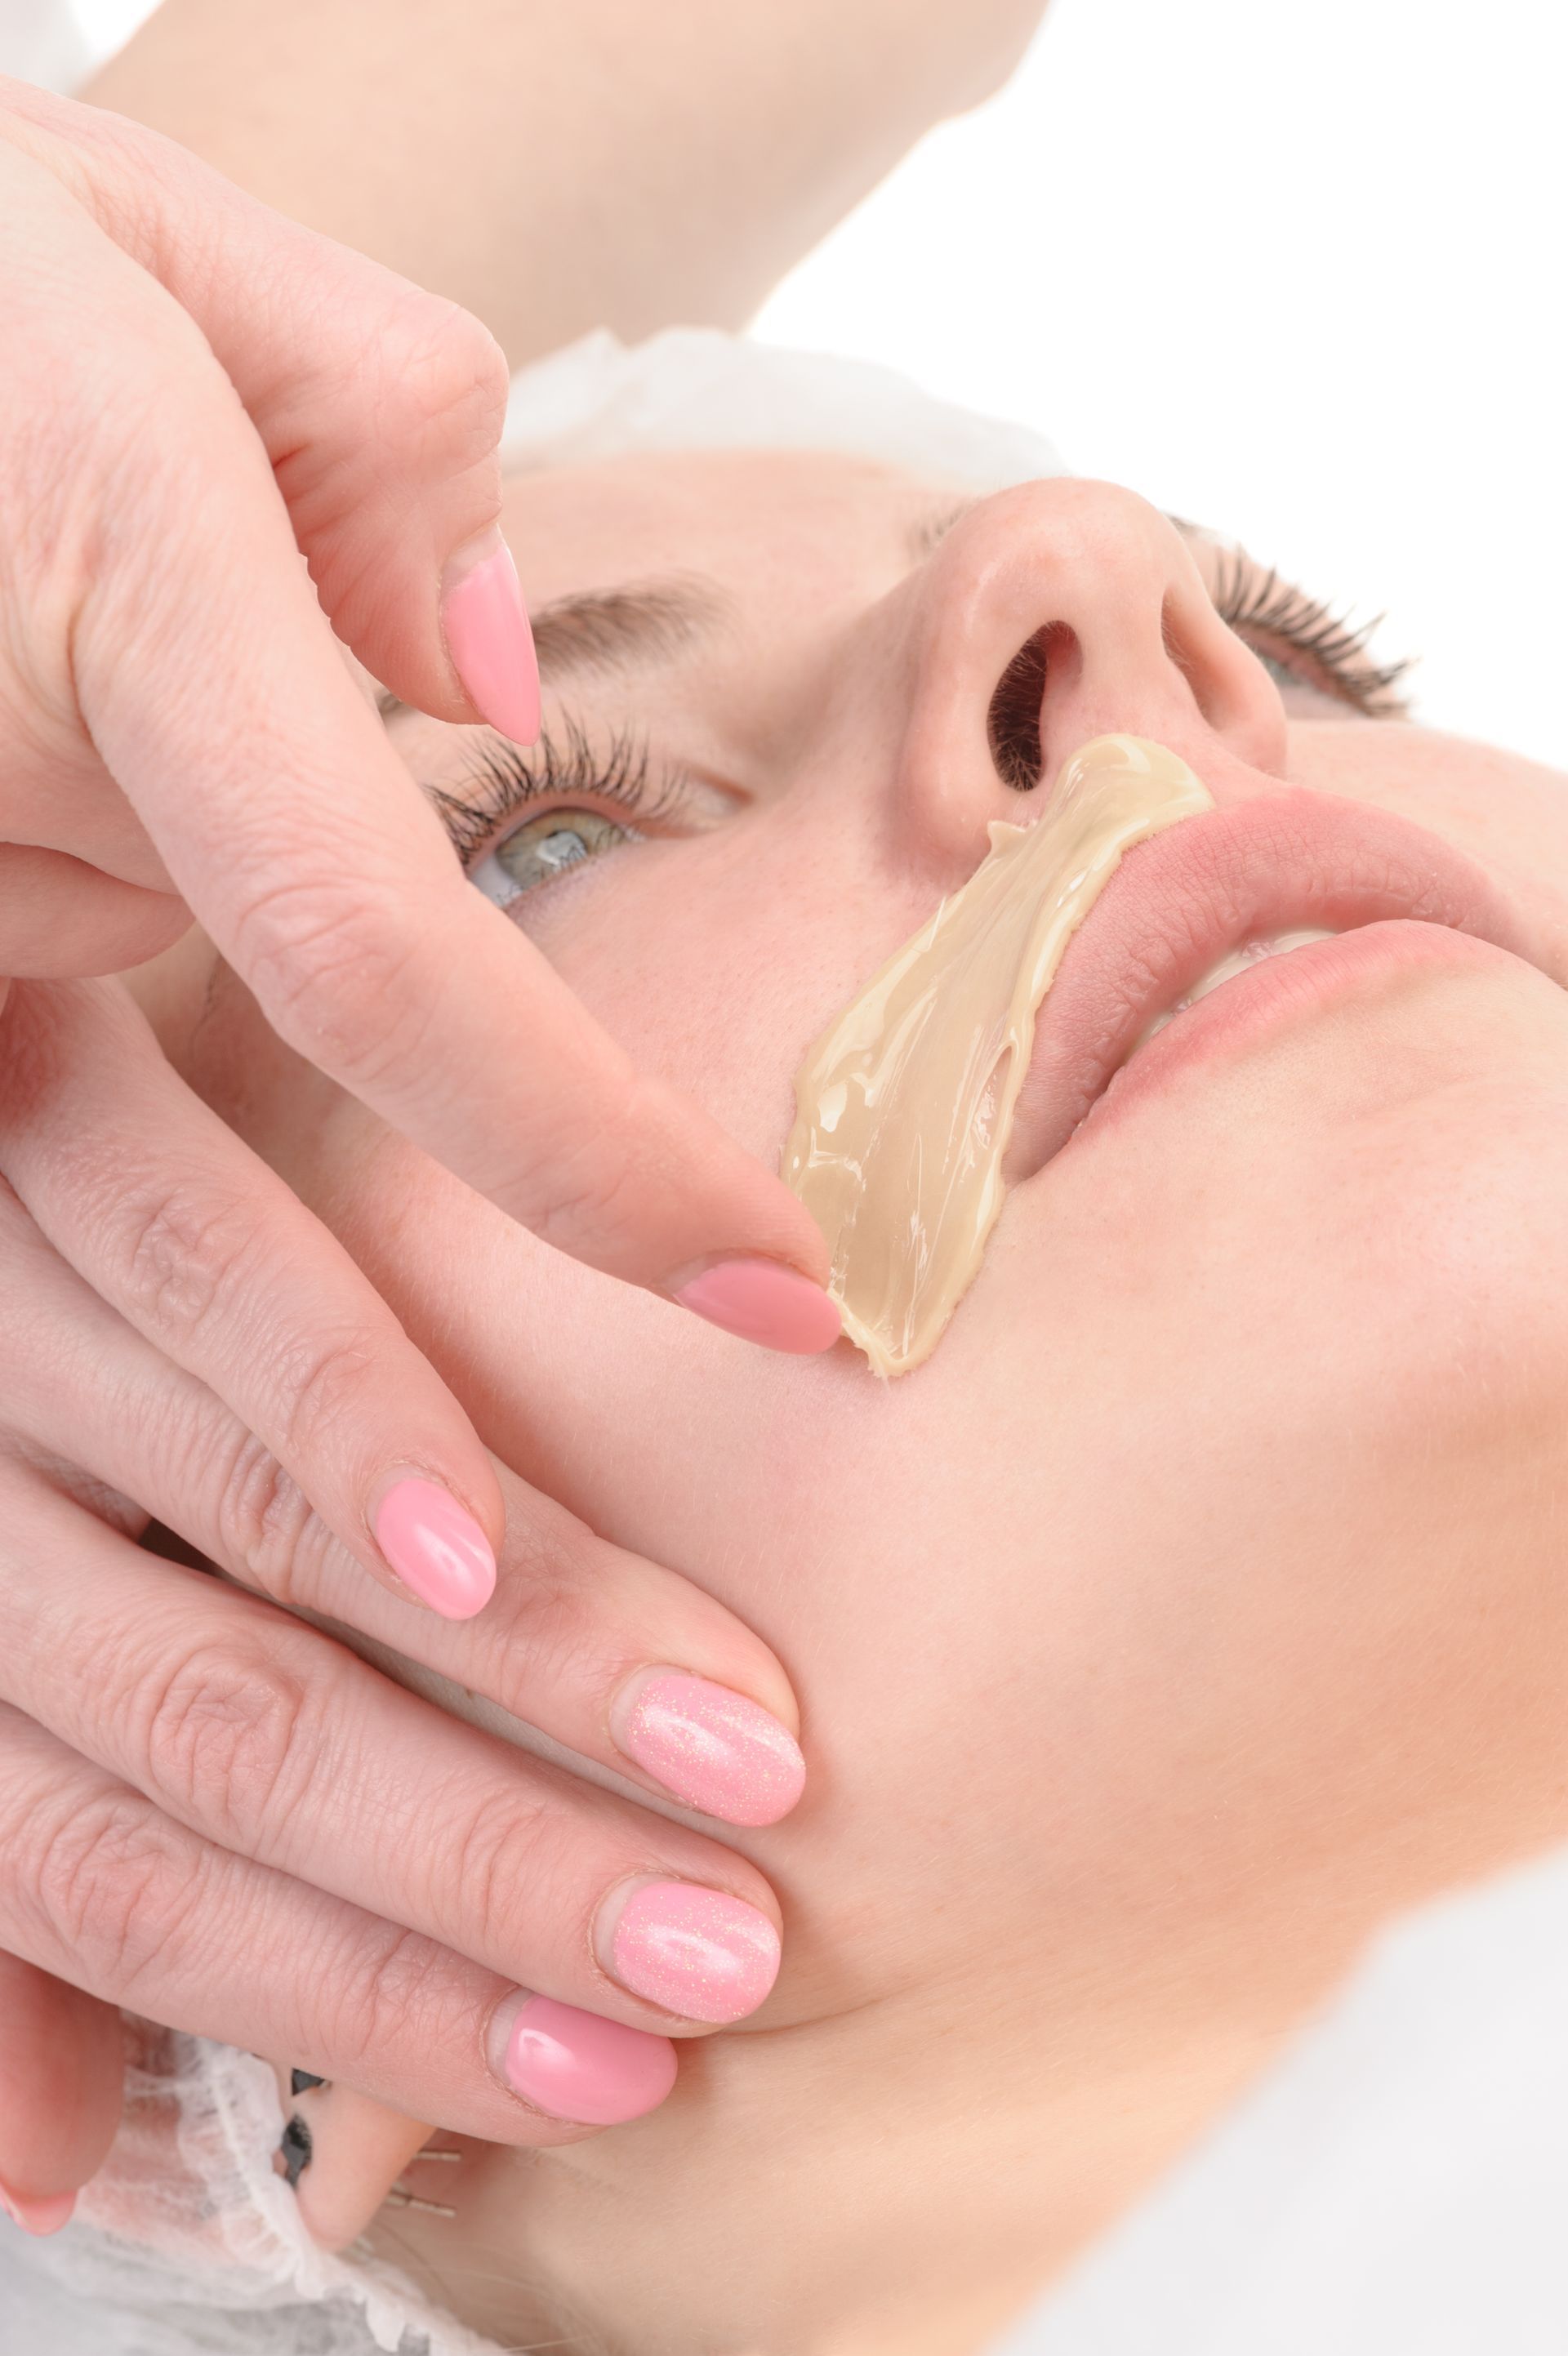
[1004, 787, 1530, 1181]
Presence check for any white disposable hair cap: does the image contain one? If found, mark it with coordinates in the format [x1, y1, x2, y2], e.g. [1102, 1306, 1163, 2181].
[501, 325, 1067, 489]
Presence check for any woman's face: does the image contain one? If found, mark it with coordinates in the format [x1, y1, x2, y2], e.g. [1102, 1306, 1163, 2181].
[153, 449, 1568, 2055]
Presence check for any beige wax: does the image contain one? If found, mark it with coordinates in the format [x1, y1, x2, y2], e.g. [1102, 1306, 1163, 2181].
[782, 734, 1214, 1377]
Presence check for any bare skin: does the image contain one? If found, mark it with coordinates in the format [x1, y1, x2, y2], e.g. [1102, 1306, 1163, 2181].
[82, 448, 1568, 2353]
[87, 0, 1049, 367]
[0, 3, 1053, 2218]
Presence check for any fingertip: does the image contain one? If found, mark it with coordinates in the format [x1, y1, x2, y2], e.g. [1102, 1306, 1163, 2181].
[0, 2183, 78, 2237]
[670, 1259, 842, 1355]
[440, 528, 540, 746]
[372, 1476, 498, 1619]
[490, 1993, 679, 2127]
[597, 1880, 782, 2025]
[612, 1669, 807, 1827]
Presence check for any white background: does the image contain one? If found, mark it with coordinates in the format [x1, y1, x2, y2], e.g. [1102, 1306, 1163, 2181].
[72, 0, 1566, 767]
[24, 8, 1568, 2345]
[758, 0, 1566, 769]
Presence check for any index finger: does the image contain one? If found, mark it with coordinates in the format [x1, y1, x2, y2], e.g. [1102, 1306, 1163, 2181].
[90, 452, 828, 1329]
[43, 261, 833, 1338]
[114, 577, 831, 1324]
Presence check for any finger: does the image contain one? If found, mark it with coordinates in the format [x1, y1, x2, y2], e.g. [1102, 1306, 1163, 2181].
[0, 1700, 678, 2142]
[0, 1166, 807, 1826]
[0, 848, 188, 978]
[269, 2069, 435, 2252]
[5, 79, 523, 733]
[0, 1476, 786, 2033]
[0, 1950, 122, 2227]
[0, 980, 506, 1619]
[0, 137, 831, 1319]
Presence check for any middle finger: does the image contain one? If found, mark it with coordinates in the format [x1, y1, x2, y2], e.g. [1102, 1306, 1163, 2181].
[0, 1174, 808, 1831]
[0, 1470, 785, 2032]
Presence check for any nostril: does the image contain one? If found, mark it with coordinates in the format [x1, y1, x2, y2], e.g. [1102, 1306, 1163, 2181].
[987, 630, 1046, 791]
[987, 625, 1076, 792]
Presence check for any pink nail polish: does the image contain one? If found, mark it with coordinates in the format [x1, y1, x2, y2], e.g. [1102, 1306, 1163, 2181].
[604, 1881, 781, 2024]
[441, 528, 541, 745]
[674, 1259, 840, 1356]
[373, 1478, 497, 1619]
[502, 1995, 676, 2124]
[0, 2181, 76, 2236]
[617, 1671, 805, 1827]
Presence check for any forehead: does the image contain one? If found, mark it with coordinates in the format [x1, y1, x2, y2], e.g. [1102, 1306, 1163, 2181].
[497, 447, 962, 606]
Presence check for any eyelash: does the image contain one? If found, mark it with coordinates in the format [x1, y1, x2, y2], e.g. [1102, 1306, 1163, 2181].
[431, 545, 1410, 866]
[428, 712, 693, 868]
[1209, 546, 1413, 717]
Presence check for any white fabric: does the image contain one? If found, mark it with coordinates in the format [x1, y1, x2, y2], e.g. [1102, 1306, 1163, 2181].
[499, 323, 1064, 491]
[0, 2020, 504, 2356]
[9, 1846, 1568, 2356]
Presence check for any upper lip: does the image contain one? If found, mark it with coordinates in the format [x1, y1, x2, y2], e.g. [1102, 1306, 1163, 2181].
[1006, 786, 1530, 1176]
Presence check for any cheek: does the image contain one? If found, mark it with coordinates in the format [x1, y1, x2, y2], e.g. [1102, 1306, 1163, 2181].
[220, 840, 1568, 2013]
[927, 955, 1568, 1946]
[519, 818, 938, 1163]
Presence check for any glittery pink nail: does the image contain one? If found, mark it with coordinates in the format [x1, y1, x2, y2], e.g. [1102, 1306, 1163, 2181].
[600, 1880, 781, 2024]
[614, 1670, 805, 1826]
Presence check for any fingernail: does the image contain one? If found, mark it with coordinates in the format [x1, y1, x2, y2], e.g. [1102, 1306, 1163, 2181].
[496, 1993, 677, 2125]
[614, 1669, 805, 1827]
[599, 1879, 782, 2024]
[672, 1259, 841, 1355]
[373, 1477, 497, 1619]
[0, 2180, 77, 2236]
[441, 526, 541, 745]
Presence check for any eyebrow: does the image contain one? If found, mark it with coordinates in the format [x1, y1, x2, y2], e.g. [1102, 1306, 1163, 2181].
[528, 575, 731, 678]
[376, 574, 733, 725]
[376, 510, 1223, 730]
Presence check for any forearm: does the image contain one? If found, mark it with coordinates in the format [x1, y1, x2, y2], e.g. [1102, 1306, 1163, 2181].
[85, 0, 1047, 369]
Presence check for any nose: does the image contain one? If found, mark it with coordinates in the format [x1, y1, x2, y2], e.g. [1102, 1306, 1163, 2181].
[896, 479, 1289, 865]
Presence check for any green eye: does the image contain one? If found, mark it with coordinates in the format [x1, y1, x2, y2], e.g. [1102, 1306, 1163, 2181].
[470, 808, 632, 909]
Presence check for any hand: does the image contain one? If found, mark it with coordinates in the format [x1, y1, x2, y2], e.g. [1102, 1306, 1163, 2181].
[0, 979, 805, 2233]
[0, 75, 834, 1347]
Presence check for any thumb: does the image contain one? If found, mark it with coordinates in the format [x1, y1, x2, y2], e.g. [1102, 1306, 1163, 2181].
[9, 80, 536, 740]
[0, 1952, 124, 2225]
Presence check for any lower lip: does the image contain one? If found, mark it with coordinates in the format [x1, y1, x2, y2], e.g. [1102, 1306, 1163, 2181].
[1076, 917, 1502, 1142]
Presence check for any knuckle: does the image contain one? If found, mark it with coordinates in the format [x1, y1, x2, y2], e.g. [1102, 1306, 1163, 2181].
[440, 1780, 557, 1950]
[270, 1326, 383, 1463]
[203, 1429, 329, 1606]
[527, 1137, 647, 1263]
[376, 293, 509, 461]
[313, 1921, 456, 2080]
[229, 875, 436, 1086]
[487, 1508, 607, 1699]
[131, 1637, 314, 1848]
[32, 1788, 199, 1997]
[118, 1180, 247, 1338]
